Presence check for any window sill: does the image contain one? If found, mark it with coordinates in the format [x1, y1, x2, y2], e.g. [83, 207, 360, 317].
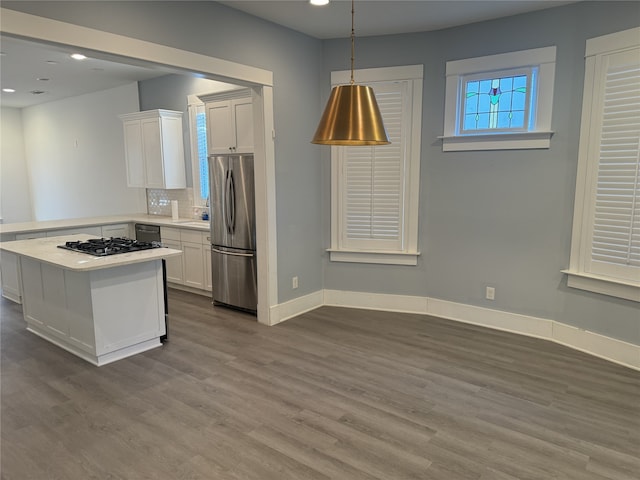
[439, 131, 554, 151]
[562, 270, 640, 302]
[328, 249, 420, 266]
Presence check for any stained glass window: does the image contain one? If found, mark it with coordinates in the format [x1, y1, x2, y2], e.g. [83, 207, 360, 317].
[461, 70, 531, 132]
[196, 111, 209, 201]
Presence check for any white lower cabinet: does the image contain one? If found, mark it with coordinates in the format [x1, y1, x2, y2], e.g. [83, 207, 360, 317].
[204, 244, 212, 292]
[1, 223, 132, 304]
[0, 251, 21, 303]
[162, 239, 184, 284]
[160, 227, 210, 295]
[19, 255, 166, 365]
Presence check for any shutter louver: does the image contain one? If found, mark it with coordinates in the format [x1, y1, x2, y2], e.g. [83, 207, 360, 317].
[592, 60, 640, 271]
[342, 84, 405, 250]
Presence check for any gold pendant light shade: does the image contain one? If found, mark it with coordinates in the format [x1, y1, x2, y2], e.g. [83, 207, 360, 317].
[311, 84, 390, 145]
[311, 0, 390, 146]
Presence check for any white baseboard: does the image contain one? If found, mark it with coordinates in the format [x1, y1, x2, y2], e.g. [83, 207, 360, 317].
[426, 297, 554, 339]
[324, 289, 428, 314]
[269, 290, 324, 326]
[272, 289, 639, 371]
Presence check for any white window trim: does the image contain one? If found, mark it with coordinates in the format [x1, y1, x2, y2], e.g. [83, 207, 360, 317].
[329, 65, 423, 265]
[187, 94, 207, 207]
[441, 46, 556, 151]
[564, 27, 640, 303]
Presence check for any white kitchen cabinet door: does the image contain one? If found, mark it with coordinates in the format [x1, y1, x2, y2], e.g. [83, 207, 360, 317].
[232, 98, 254, 154]
[122, 120, 145, 187]
[182, 241, 204, 289]
[203, 244, 212, 292]
[162, 239, 183, 284]
[141, 117, 165, 188]
[0, 251, 21, 303]
[206, 97, 253, 155]
[119, 110, 186, 189]
[207, 101, 234, 155]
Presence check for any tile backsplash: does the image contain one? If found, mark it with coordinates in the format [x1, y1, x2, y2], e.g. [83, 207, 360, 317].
[147, 188, 203, 219]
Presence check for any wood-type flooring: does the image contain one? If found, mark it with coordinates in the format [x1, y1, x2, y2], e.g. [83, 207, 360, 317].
[1, 289, 639, 479]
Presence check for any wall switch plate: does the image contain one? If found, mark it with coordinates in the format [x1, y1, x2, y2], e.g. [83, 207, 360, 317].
[292, 276, 298, 289]
[485, 286, 495, 300]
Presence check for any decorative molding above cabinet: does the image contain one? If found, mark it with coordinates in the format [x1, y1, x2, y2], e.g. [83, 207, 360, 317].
[119, 109, 187, 189]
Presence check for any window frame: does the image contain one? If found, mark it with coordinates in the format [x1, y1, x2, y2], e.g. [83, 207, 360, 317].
[564, 27, 640, 303]
[441, 46, 556, 151]
[187, 95, 208, 207]
[328, 65, 423, 266]
[459, 67, 533, 134]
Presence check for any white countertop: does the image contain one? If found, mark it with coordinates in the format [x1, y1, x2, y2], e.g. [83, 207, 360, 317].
[0, 234, 183, 271]
[0, 214, 210, 235]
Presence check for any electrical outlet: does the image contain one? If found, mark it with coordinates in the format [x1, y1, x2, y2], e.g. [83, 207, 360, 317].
[292, 276, 299, 289]
[485, 286, 495, 300]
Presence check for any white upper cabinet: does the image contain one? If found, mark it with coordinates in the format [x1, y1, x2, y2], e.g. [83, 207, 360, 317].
[119, 109, 186, 189]
[206, 97, 254, 154]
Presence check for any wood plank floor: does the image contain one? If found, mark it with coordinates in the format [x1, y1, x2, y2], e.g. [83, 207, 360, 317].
[1, 289, 639, 480]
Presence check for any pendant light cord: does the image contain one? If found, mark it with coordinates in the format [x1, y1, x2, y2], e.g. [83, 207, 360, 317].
[350, 0, 355, 85]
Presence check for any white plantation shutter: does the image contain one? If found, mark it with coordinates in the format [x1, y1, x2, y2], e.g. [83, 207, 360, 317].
[329, 65, 423, 265]
[567, 30, 640, 301]
[339, 82, 407, 251]
[587, 48, 640, 282]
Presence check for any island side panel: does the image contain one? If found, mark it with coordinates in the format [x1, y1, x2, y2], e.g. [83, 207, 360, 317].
[20, 257, 97, 362]
[64, 269, 98, 353]
[20, 257, 46, 330]
[90, 259, 166, 358]
[0, 250, 22, 303]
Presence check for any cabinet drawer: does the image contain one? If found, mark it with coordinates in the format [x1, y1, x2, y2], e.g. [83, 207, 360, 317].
[46, 227, 102, 237]
[202, 232, 211, 245]
[160, 227, 181, 241]
[180, 230, 202, 244]
[15, 231, 47, 240]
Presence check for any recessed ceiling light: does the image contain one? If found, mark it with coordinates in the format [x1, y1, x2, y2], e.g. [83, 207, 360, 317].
[71, 53, 87, 60]
[2, 88, 16, 93]
[47, 60, 58, 65]
[30, 90, 47, 95]
[310, 0, 329, 5]
[37, 77, 50, 82]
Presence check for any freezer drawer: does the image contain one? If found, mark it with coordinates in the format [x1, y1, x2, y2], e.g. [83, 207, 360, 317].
[211, 246, 257, 312]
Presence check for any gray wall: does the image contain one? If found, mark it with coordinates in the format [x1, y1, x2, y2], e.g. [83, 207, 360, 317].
[5, 1, 639, 344]
[1, 83, 146, 222]
[320, 1, 640, 344]
[0, 107, 32, 223]
[3, 0, 326, 304]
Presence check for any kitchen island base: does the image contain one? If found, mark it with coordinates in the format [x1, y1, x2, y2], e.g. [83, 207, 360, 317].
[20, 256, 167, 366]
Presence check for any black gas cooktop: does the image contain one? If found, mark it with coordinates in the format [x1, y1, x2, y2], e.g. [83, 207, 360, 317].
[57, 237, 162, 256]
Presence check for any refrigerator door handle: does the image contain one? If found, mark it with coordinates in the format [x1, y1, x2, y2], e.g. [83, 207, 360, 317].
[229, 170, 236, 234]
[224, 170, 232, 234]
[211, 247, 254, 258]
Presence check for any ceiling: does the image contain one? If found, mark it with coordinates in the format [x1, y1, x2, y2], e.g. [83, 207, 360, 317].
[0, 0, 577, 108]
[0, 36, 168, 108]
[218, 0, 577, 39]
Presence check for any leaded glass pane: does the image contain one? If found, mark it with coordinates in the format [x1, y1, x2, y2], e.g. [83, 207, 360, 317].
[461, 72, 529, 132]
[196, 111, 209, 201]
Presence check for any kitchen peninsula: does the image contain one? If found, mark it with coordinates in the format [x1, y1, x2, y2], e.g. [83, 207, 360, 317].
[0, 234, 182, 366]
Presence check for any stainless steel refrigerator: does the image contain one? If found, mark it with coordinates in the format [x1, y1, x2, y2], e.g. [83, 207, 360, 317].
[208, 154, 257, 312]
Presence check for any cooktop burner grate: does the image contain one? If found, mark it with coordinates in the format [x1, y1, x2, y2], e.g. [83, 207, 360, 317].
[57, 237, 162, 256]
